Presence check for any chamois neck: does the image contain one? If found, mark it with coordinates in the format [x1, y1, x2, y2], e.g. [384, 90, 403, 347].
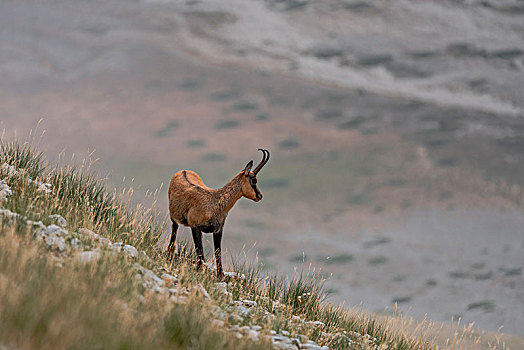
[215, 173, 243, 214]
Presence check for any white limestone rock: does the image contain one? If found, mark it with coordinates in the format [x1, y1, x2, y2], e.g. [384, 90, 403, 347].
[0, 208, 21, 221]
[195, 283, 211, 300]
[48, 214, 67, 227]
[77, 228, 111, 246]
[37, 224, 70, 252]
[0, 179, 12, 201]
[161, 273, 178, 285]
[111, 242, 123, 252]
[123, 244, 138, 258]
[134, 263, 165, 289]
[1, 163, 17, 177]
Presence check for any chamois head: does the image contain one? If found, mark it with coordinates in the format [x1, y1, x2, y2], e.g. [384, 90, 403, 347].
[240, 149, 270, 202]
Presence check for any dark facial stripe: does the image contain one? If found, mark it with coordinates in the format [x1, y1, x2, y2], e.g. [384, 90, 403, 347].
[251, 183, 260, 198]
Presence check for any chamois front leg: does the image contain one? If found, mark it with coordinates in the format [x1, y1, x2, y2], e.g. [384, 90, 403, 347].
[213, 226, 224, 279]
[191, 226, 205, 269]
[167, 219, 178, 260]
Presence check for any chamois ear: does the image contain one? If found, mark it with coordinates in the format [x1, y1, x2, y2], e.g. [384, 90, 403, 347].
[243, 160, 253, 176]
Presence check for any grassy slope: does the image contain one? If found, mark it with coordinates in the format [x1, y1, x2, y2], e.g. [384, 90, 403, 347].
[0, 141, 511, 349]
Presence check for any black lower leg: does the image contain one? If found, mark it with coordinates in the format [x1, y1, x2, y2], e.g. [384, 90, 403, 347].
[191, 226, 205, 269]
[167, 219, 178, 259]
[213, 228, 224, 277]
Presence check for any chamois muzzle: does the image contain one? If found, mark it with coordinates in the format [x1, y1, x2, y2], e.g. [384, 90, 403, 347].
[253, 149, 270, 175]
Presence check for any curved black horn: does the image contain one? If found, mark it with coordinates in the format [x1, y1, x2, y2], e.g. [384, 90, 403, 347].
[253, 149, 270, 174]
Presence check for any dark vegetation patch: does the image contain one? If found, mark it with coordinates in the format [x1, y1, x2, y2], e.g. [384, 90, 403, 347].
[288, 61, 300, 71]
[178, 79, 203, 91]
[254, 113, 269, 121]
[260, 261, 276, 271]
[372, 205, 384, 213]
[446, 43, 487, 58]
[187, 139, 206, 148]
[426, 279, 437, 287]
[202, 153, 227, 162]
[467, 300, 495, 313]
[280, 0, 309, 11]
[325, 288, 339, 295]
[392, 275, 406, 283]
[474, 272, 493, 281]
[309, 45, 345, 59]
[368, 256, 388, 266]
[360, 126, 379, 135]
[387, 62, 432, 79]
[345, 187, 371, 205]
[209, 89, 242, 102]
[356, 54, 393, 67]
[289, 253, 308, 263]
[437, 157, 459, 167]
[315, 109, 344, 121]
[407, 50, 439, 59]
[326, 254, 353, 264]
[155, 120, 179, 138]
[438, 191, 454, 201]
[257, 248, 275, 257]
[342, 1, 375, 12]
[184, 10, 237, 27]
[364, 237, 390, 248]
[392, 296, 412, 304]
[214, 119, 241, 130]
[471, 262, 486, 270]
[231, 100, 259, 111]
[499, 267, 522, 276]
[337, 115, 379, 131]
[278, 138, 300, 150]
[449, 270, 469, 279]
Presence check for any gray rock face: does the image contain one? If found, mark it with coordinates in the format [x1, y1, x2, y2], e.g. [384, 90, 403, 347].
[160, 273, 178, 285]
[110, 242, 123, 252]
[48, 214, 67, 227]
[0, 208, 21, 221]
[123, 244, 138, 258]
[70, 238, 81, 250]
[195, 284, 211, 300]
[77, 228, 111, 246]
[134, 263, 165, 289]
[36, 224, 70, 252]
[0, 179, 12, 201]
[300, 344, 328, 350]
[1, 163, 18, 178]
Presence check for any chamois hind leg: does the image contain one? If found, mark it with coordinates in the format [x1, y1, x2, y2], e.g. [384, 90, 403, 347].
[167, 219, 178, 259]
[213, 227, 224, 279]
[191, 226, 205, 269]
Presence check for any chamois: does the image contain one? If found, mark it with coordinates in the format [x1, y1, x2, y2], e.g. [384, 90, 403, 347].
[167, 149, 270, 277]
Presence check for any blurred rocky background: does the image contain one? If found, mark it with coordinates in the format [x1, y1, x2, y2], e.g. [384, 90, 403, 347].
[1, 0, 523, 336]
